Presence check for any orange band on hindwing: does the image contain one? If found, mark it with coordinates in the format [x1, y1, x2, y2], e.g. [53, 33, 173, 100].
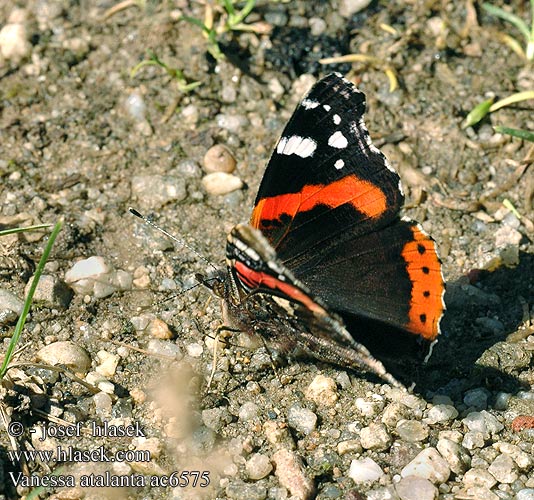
[401, 225, 445, 340]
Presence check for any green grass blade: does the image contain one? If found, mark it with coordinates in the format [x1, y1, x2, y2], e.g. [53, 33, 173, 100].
[0, 224, 51, 237]
[234, 0, 256, 25]
[0, 221, 62, 379]
[482, 3, 531, 40]
[494, 125, 534, 142]
[181, 15, 213, 36]
[221, 0, 236, 17]
[462, 97, 495, 129]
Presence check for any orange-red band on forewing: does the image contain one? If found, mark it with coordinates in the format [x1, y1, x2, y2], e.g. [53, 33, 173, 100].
[251, 175, 387, 228]
[401, 226, 445, 340]
[234, 261, 324, 314]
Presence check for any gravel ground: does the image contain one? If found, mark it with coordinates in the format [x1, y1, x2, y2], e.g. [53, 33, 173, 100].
[0, 1, 534, 499]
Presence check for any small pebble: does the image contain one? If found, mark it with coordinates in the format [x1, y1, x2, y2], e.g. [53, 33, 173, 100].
[95, 350, 119, 377]
[186, 342, 203, 357]
[202, 172, 243, 195]
[225, 481, 267, 500]
[463, 388, 489, 410]
[0, 22, 31, 62]
[24, 274, 72, 309]
[348, 457, 385, 483]
[436, 438, 470, 474]
[462, 468, 497, 488]
[246, 453, 273, 480]
[395, 476, 438, 500]
[0, 288, 23, 325]
[239, 402, 260, 421]
[287, 405, 317, 435]
[487, 453, 517, 483]
[425, 404, 459, 424]
[131, 174, 187, 209]
[148, 318, 173, 340]
[360, 423, 392, 451]
[215, 113, 249, 133]
[338, 0, 373, 17]
[400, 447, 451, 483]
[382, 402, 408, 427]
[65, 256, 132, 298]
[37, 341, 91, 374]
[516, 489, 534, 500]
[355, 397, 383, 417]
[202, 407, 231, 432]
[125, 92, 146, 121]
[462, 431, 485, 450]
[512, 415, 534, 432]
[272, 449, 315, 500]
[396, 420, 429, 443]
[93, 391, 113, 418]
[146, 339, 181, 359]
[203, 144, 236, 173]
[304, 374, 338, 406]
[337, 439, 362, 455]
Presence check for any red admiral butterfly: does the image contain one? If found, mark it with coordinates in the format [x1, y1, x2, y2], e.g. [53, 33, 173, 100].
[131, 73, 446, 386]
[205, 73, 446, 387]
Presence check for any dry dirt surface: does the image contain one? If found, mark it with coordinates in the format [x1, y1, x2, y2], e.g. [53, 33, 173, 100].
[1, 1, 534, 499]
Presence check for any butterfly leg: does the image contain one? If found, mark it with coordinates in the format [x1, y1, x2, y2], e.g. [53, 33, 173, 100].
[206, 325, 241, 392]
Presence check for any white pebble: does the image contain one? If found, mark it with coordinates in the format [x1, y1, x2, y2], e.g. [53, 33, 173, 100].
[305, 374, 338, 406]
[201, 172, 243, 195]
[401, 447, 450, 483]
[0, 23, 31, 62]
[348, 457, 385, 483]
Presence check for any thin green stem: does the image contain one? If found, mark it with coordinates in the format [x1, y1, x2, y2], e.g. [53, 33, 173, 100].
[0, 221, 62, 379]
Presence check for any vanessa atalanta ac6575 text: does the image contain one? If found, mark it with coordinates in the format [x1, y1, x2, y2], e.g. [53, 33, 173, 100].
[205, 73, 446, 387]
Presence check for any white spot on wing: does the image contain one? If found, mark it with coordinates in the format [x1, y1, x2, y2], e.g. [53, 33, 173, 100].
[334, 159, 344, 169]
[333, 114, 341, 125]
[277, 135, 317, 158]
[328, 131, 348, 149]
[277, 137, 288, 154]
[323, 104, 331, 111]
[301, 98, 319, 110]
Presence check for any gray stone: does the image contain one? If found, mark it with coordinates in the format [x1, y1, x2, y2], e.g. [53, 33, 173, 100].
[287, 405, 317, 435]
[246, 453, 272, 480]
[396, 420, 429, 443]
[462, 431, 485, 450]
[239, 402, 260, 421]
[462, 468, 497, 488]
[516, 489, 534, 500]
[25, 274, 72, 309]
[226, 481, 267, 500]
[436, 438, 470, 474]
[131, 174, 186, 209]
[488, 453, 517, 483]
[360, 422, 392, 451]
[37, 341, 91, 374]
[0, 288, 23, 325]
[425, 404, 459, 424]
[202, 407, 232, 431]
[463, 388, 489, 410]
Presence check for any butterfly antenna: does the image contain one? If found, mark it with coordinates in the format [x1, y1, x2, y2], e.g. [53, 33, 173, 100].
[129, 207, 219, 275]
